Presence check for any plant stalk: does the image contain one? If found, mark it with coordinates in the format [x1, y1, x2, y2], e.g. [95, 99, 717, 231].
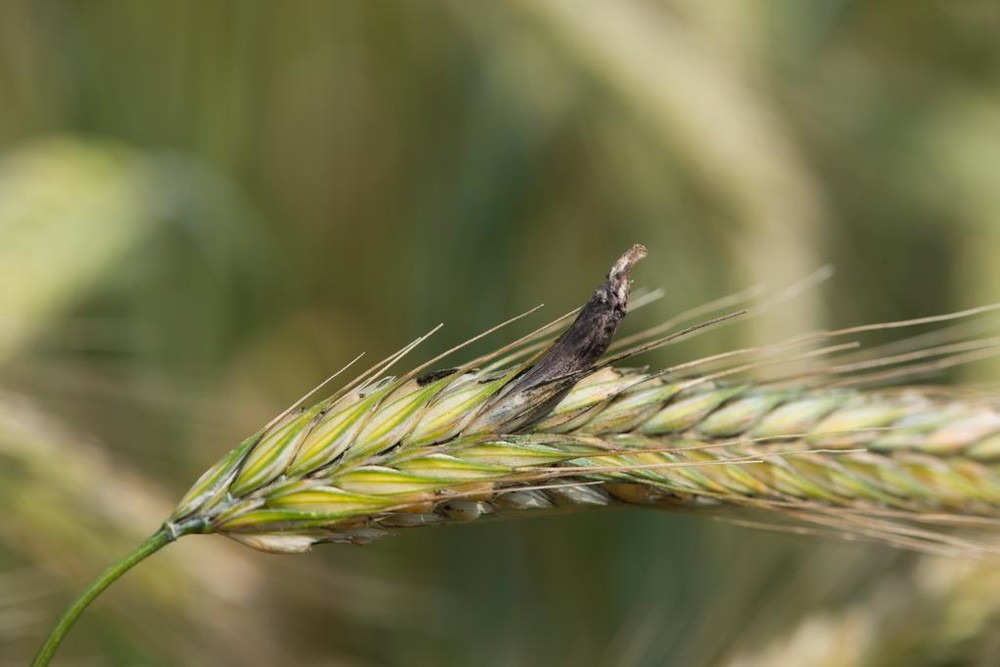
[32, 529, 173, 667]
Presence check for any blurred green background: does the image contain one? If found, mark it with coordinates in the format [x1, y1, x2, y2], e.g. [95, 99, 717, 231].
[2, 1, 1000, 665]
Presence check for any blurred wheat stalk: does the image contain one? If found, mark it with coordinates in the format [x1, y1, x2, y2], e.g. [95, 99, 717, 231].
[725, 553, 1000, 667]
[33, 244, 1000, 665]
[0, 391, 285, 664]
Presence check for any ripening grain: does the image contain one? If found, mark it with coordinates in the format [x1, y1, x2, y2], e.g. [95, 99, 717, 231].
[33, 245, 1000, 666]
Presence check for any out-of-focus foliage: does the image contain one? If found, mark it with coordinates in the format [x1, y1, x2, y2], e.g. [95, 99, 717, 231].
[0, 140, 152, 358]
[0, 138, 273, 365]
[1, 1, 998, 665]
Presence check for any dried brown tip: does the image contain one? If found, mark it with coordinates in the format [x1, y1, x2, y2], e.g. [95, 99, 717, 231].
[472, 244, 647, 432]
[608, 243, 647, 306]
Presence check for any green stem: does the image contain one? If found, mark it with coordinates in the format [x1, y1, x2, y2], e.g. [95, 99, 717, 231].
[32, 529, 173, 667]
